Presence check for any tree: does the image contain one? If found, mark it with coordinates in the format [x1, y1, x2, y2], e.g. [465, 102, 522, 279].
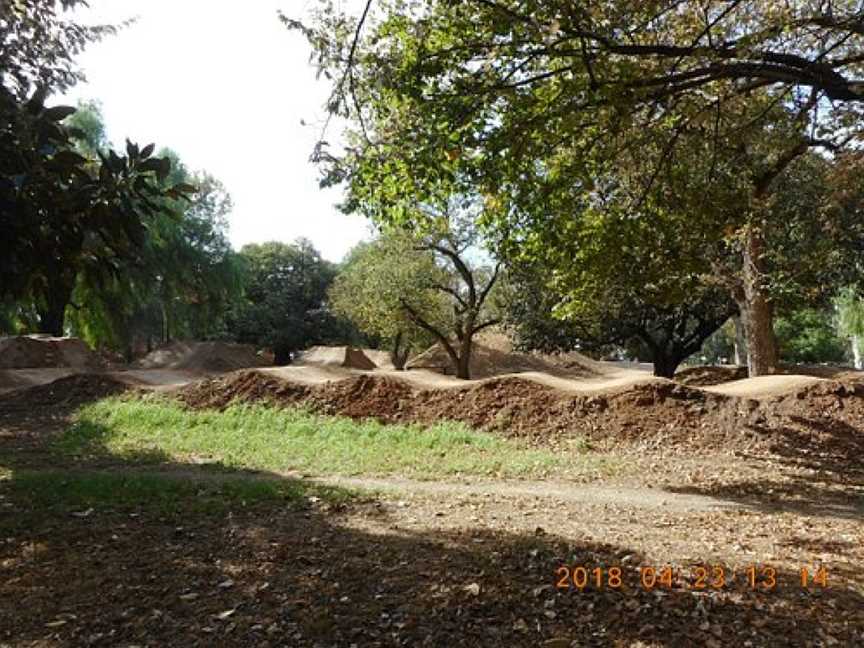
[775, 307, 847, 366]
[1, 91, 187, 335]
[400, 213, 502, 380]
[288, 0, 864, 377]
[835, 287, 864, 369]
[228, 240, 344, 364]
[330, 235, 443, 369]
[499, 197, 738, 378]
[66, 152, 243, 356]
[1, 3, 188, 336]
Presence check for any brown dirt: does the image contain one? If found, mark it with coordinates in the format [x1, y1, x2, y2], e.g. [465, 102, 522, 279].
[0, 336, 103, 370]
[676, 365, 749, 386]
[133, 341, 269, 372]
[296, 345, 377, 370]
[175, 370, 864, 462]
[0, 373, 130, 411]
[408, 332, 607, 379]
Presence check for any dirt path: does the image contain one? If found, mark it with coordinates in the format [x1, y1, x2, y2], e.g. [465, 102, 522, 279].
[314, 475, 743, 512]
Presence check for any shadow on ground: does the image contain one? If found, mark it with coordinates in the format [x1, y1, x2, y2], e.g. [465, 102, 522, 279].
[0, 383, 862, 646]
[668, 414, 864, 520]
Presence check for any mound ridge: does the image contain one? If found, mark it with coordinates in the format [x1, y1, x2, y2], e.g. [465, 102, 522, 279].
[174, 367, 864, 461]
[176, 370, 750, 452]
[133, 341, 269, 372]
[408, 333, 608, 379]
[296, 346, 377, 371]
[0, 374, 128, 410]
[0, 336, 102, 370]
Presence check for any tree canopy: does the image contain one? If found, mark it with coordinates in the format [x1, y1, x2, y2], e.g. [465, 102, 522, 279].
[290, 0, 864, 376]
[329, 233, 445, 369]
[228, 239, 353, 364]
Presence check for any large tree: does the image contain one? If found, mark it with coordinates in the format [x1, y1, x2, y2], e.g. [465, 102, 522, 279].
[288, 0, 864, 376]
[329, 234, 444, 369]
[228, 239, 347, 365]
[1, 1, 187, 336]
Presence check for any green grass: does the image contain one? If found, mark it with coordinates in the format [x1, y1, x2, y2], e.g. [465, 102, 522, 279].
[56, 396, 586, 479]
[2, 469, 355, 518]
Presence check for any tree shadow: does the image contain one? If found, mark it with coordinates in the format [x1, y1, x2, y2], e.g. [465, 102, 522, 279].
[1, 466, 861, 646]
[1, 386, 862, 645]
[667, 413, 864, 520]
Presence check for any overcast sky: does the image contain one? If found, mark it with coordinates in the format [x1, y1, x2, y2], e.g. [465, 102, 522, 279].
[62, 0, 372, 262]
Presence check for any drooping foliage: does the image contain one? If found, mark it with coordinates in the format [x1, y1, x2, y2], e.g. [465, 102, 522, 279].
[1, 1, 189, 336]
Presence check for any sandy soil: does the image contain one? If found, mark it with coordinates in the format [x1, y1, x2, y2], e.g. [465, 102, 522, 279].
[703, 374, 828, 398]
[0, 368, 79, 395]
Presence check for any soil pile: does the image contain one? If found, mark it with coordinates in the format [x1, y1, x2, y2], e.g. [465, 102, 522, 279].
[408, 332, 606, 379]
[296, 346, 377, 371]
[362, 349, 396, 370]
[0, 374, 128, 410]
[178, 370, 311, 409]
[175, 369, 864, 461]
[0, 336, 102, 370]
[134, 341, 269, 372]
[676, 365, 749, 386]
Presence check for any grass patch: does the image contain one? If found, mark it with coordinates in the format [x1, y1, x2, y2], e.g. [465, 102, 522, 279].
[2, 469, 355, 518]
[56, 397, 592, 479]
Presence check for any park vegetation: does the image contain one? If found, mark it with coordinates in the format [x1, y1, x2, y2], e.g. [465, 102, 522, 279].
[287, 0, 864, 377]
[3, 1, 864, 377]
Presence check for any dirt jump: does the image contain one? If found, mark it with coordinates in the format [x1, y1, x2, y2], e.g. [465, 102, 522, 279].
[0, 335, 103, 370]
[132, 340, 270, 372]
[296, 345, 378, 370]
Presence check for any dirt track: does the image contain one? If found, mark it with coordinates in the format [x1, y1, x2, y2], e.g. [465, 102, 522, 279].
[1, 355, 863, 646]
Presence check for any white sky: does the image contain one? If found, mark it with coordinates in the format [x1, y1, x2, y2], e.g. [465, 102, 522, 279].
[62, 0, 372, 262]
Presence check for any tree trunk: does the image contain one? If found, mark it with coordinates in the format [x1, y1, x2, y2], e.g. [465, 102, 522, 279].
[740, 226, 778, 376]
[455, 335, 472, 380]
[732, 316, 747, 366]
[651, 352, 680, 379]
[36, 285, 72, 336]
[390, 332, 411, 370]
[852, 336, 863, 370]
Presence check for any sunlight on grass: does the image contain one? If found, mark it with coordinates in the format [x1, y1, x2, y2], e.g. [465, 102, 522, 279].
[55, 397, 602, 479]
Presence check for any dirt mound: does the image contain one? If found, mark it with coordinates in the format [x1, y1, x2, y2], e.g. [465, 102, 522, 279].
[296, 346, 377, 371]
[676, 365, 749, 386]
[0, 371, 31, 392]
[178, 370, 311, 409]
[175, 370, 743, 452]
[362, 349, 396, 370]
[134, 341, 269, 372]
[0, 336, 102, 370]
[173, 367, 864, 462]
[0, 373, 128, 410]
[408, 340, 604, 379]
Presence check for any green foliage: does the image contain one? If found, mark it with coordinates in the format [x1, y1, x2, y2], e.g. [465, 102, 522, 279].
[228, 239, 357, 363]
[292, 1, 864, 377]
[0, 88, 188, 335]
[64, 99, 108, 155]
[774, 308, 847, 365]
[695, 321, 737, 366]
[59, 397, 576, 479]
[1, 7, 192, 337]
[329, 233, 446, 364]
[835, 287, 864, 340]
